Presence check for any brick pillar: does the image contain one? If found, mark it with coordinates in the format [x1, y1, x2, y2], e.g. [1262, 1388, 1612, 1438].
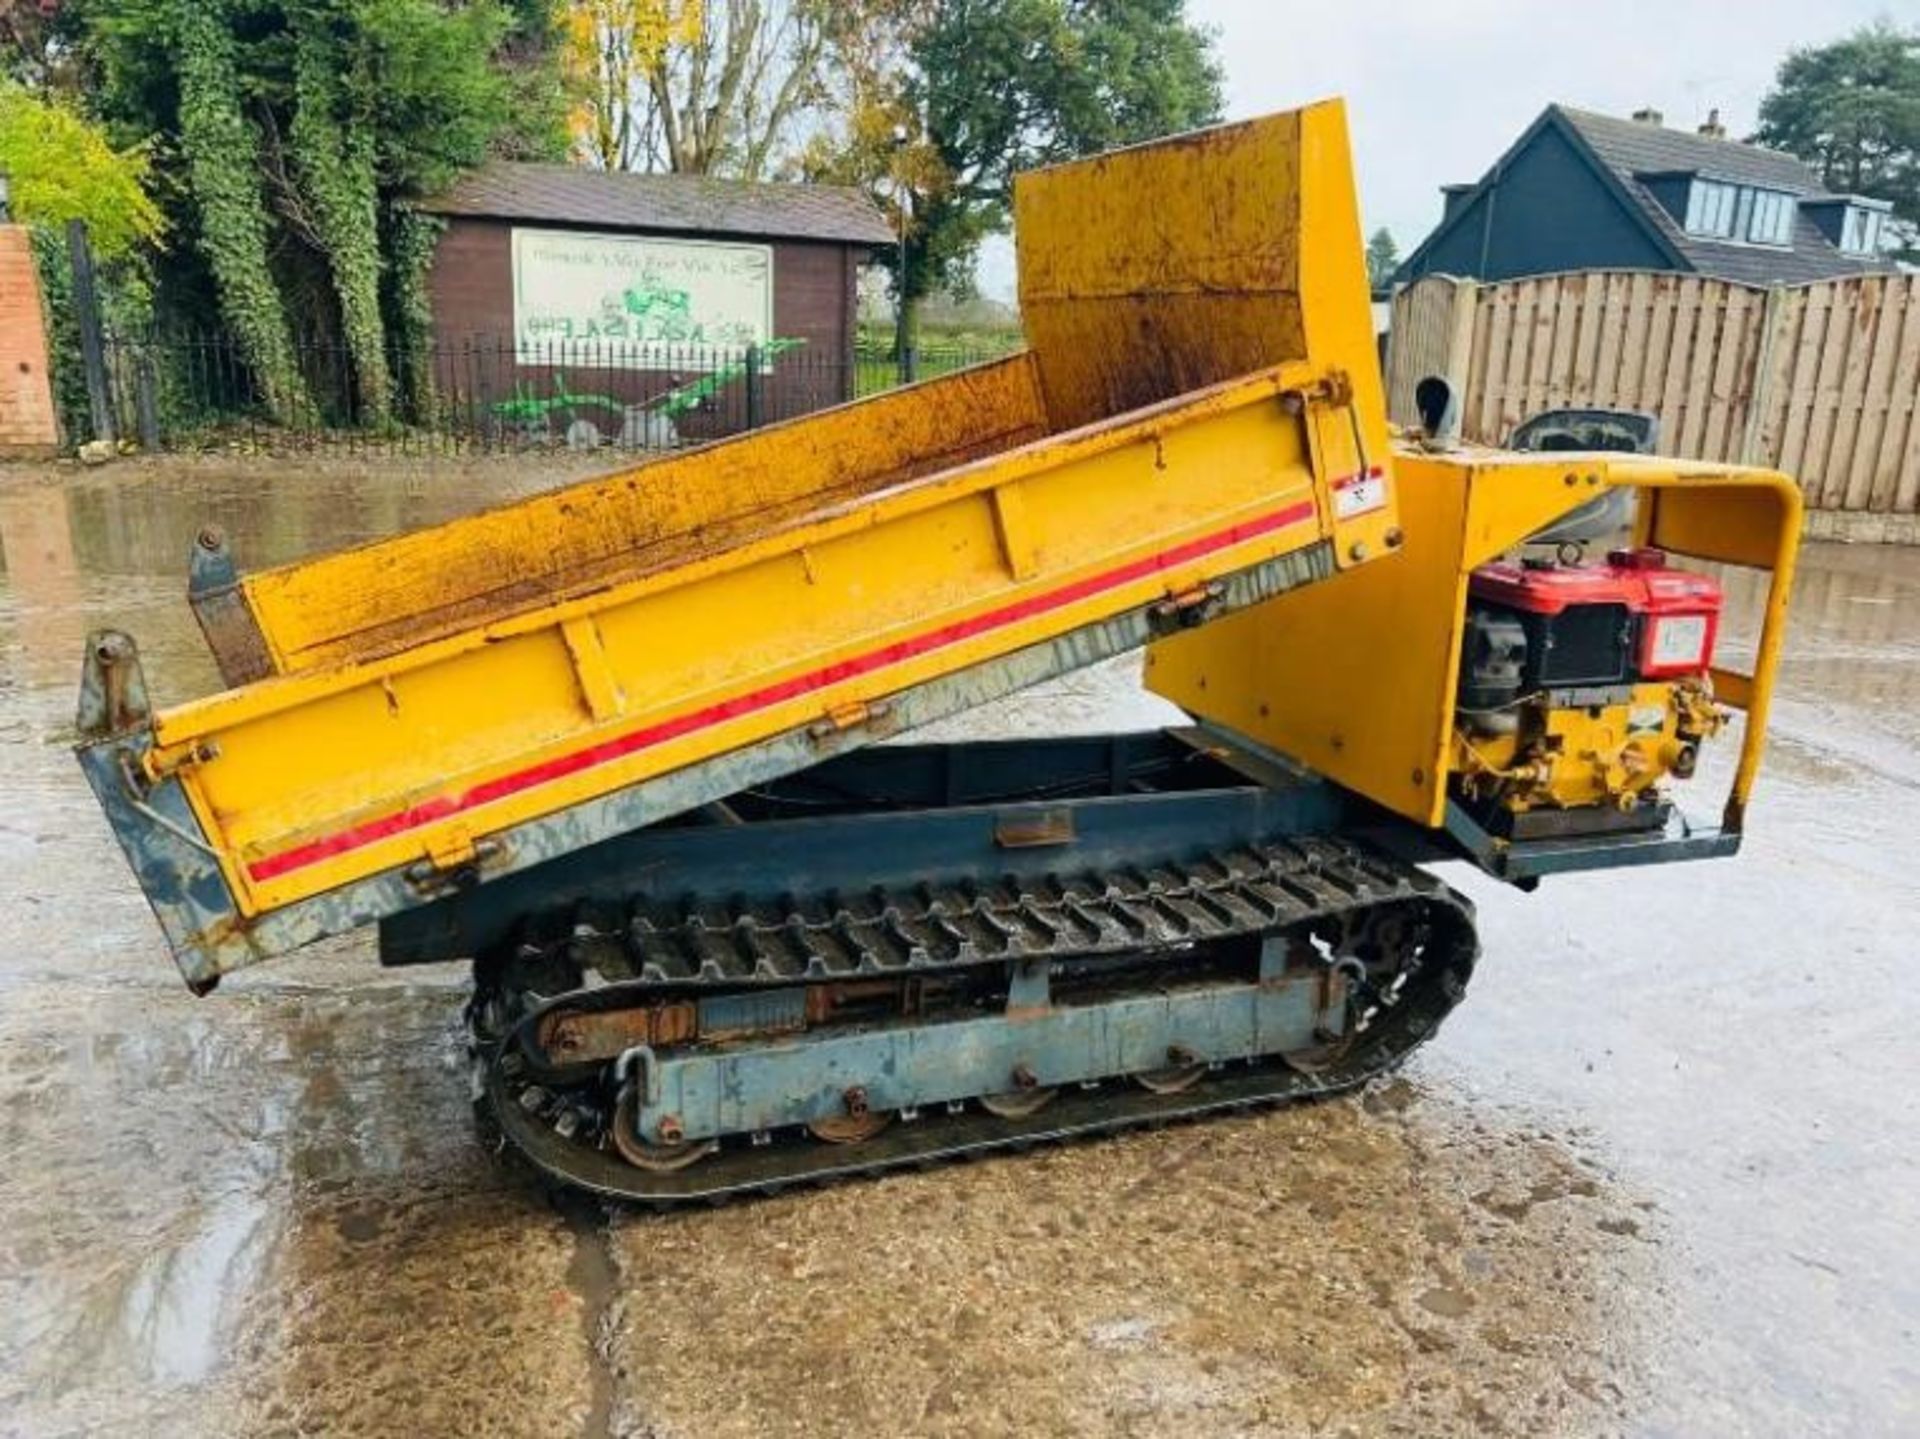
[0, 227, 60, 458]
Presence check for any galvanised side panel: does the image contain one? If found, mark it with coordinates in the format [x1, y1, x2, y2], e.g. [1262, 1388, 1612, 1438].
[631, 975, 1337, 1143]
[92, 550, 1333, 988]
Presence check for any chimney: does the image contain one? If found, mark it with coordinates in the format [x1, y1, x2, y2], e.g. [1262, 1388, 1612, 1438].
[1631, 107, 1664, 127]
[1698, 108, 1726, 140]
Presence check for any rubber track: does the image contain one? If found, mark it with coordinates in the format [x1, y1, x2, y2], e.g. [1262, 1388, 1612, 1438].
[476, 839, 1478, 1207]
[519, 835, 1425, 996]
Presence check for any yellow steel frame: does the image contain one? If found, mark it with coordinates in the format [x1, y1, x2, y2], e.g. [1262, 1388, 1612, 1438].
[1146, 448, 1802, 832]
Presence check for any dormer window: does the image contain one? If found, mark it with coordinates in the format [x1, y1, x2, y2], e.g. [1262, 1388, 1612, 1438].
[1684, 179, 1736, 237]
[1803, 195, 1893, 257]
[1684, 180, 1794, 245]
[1742, 189, 1795, 246]
[1840, 205, 1884, 256]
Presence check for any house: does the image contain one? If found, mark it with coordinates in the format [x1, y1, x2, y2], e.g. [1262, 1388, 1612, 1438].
[1396, 104, 1895, 288]
[417, 162, 893, 441]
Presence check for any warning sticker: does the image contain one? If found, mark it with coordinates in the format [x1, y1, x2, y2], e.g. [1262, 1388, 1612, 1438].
[1333, 466, 1388, 519]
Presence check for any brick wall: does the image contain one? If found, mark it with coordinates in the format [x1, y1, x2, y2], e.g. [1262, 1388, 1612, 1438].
[0, 227, 59, 457]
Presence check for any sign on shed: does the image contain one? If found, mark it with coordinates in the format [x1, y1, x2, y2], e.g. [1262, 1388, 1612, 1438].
[511, 228, 775, 368]
[420, 161, 891, 438]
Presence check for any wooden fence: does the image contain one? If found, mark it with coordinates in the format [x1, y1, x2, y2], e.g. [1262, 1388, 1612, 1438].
[1387, 271, 1920, 537]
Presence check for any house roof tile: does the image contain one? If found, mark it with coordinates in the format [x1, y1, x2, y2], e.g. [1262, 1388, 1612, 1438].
[1554, 106, 1890, 283]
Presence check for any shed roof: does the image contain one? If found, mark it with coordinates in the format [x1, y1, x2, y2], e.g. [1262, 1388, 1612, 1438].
[421, 162, 895, 247]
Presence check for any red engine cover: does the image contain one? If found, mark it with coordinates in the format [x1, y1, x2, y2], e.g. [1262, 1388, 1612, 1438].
[1469, 547, 1722, 680]
[1470, 560, 1646, 615]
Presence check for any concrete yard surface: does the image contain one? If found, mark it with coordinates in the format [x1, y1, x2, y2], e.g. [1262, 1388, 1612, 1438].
[0, 455, 1916, 1437]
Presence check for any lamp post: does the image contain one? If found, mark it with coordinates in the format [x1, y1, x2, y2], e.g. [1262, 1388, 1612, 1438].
[0, 170, 12, 225]
[890, 124, 913, 385]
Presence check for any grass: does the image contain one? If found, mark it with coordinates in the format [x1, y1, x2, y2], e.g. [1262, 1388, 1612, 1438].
[851, 330, 1025, 398]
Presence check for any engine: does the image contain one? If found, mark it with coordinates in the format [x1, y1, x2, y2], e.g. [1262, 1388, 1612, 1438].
[1452, 547, 1725, 838]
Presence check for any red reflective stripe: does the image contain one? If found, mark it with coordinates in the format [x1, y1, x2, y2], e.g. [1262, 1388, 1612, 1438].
[246, 498, 1317, 883]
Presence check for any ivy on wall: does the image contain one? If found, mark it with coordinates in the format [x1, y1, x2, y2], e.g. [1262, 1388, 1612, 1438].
[29, 228, 92, 443]
[384, 204, 445, 423]
[171, 0, 311, 421]
[290, 2, 392, 424]
[51, 0, 562, 435]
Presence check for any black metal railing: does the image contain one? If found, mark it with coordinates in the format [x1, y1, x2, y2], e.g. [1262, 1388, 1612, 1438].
[70, 330, 1023, 456]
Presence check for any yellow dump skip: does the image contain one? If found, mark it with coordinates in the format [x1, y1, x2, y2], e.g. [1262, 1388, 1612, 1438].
[169, 367, 1361, 919]
[1017, 105, 1384, 449]
[223, 357, 1052, 678]
[205, 100, 1389, 685]
[88, 101, 1407, 982]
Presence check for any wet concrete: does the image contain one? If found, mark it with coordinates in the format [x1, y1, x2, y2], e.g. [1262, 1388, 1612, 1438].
[1, 454, 1916, 1435]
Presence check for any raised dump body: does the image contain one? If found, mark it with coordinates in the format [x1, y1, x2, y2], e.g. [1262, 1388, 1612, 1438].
[79, 101, 1400, 991]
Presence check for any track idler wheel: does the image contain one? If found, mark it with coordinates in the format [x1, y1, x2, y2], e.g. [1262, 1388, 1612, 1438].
[808, 1087, 893, 1144]
[611, 1091, 718, 1172]
[1133, 1045, 1207, 1094]
[808, 1113, 893, 1143]
[979, 1063, 1057, 1118]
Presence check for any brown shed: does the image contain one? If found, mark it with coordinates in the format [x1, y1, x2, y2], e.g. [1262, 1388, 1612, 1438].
[417, 162, 893, 445]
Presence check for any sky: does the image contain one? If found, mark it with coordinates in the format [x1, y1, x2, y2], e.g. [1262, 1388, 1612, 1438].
[976, 0, 1906, 300]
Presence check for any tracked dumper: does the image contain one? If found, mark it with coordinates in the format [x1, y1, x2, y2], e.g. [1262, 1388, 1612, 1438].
[76, 102, 1802, 1203]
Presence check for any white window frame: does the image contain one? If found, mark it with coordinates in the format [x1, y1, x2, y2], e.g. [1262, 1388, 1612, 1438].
[1840, 205, 1884, 256]
[1745, 189, 1793, 246]
[1685, 179, 1736, 238]
[1685, 180, 1794, 247]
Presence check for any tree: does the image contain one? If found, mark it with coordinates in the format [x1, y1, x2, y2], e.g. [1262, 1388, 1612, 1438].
[2, 0, 71, 88]
[1365, 228, 1399, 292]
[72, 0, 563, 421]
[287, 2, 390, 420]
[805, 0, 1223, 348]
[0, 75, 167, 438]
[0, 78, 163, 257]
[913, 0, 1220, 299]
[560, 0, 703, 170]
[560, 0, 879, 177]
[169, 0, 311, 417]
[1755, 22, 1920, 257]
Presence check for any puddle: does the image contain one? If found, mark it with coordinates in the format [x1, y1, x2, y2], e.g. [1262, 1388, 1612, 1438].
[604, 1082, 1661, 1437]
[1, 458, 1917, 1434]
[105, 1196, 276, 1385]
[559, 1195, 621, 1439]
[1, 1190, 274, 1399]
